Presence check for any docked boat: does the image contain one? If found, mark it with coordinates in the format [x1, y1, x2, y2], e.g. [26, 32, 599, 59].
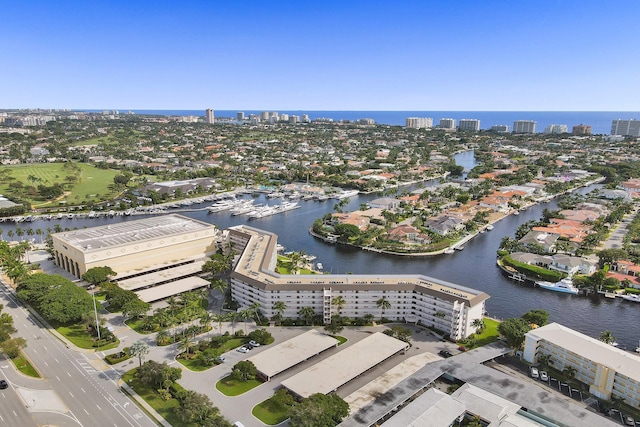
[621, 294, 640, 303]
[535, 277, 579, 294]
[444, 248, 455, 254]
[333, 189, 359, 199]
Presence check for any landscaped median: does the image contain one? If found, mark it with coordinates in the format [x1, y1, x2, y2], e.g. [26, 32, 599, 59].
[11, 351, 40, 378]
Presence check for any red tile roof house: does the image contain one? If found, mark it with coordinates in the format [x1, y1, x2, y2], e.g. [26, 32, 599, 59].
[386, 225, 430, 244]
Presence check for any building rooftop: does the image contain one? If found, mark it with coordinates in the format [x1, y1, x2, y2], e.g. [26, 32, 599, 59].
[134, 276, 209, 303]
[230, 225, 489, 307]
[53, 214, 216, 252]
[526, 322, 640, 381]
[247, 329, 338, 379]
[382, 388, 463, 427]
[281, 332, 408, 399]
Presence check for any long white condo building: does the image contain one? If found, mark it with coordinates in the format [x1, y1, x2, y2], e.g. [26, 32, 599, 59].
[227, 225, 489, 340]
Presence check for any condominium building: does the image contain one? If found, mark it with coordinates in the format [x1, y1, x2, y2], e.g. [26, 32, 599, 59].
[544, 124, 568, 134]
[490, 124, 510, 133]
[524, 323, 640, 408]
[611, 119, 640, 137]
[227, 226, 489, 340]
[572, 124, 592, 135]
[236, 112, 245, 121]
[438, 118, 456, 130]
[513, 120, 537, 134]
[458, 119, 480, 132]
[405, 117, 433, 129]
[289, 115, 299, 124]
[205, 108, 215, 124]
[260, 111, 269, 121]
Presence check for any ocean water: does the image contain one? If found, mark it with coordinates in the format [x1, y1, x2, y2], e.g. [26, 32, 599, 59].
[96, 110, 640, 135]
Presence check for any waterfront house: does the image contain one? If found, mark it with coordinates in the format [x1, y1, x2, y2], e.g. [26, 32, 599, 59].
[386, 225, 430, 244]
[367, 197, 400, 210]
[425, 216, 464, 236]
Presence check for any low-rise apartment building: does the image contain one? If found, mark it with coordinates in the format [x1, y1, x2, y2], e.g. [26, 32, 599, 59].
[524, 323, 640, 408]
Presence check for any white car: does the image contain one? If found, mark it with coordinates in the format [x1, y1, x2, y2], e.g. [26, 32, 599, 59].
[530, 367, 539, 379]
[236, 347, 249, 354]
[540, 371, 548, 381]
[248, 340, 260, 347]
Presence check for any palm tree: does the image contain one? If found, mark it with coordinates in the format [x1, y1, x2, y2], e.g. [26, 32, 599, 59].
[199, 312, 214, 333]
[211, 278, 227, 297]
[178, 334, 195, 355]
[332, 296, 346, 316]
[599, 330, 616, 345]
[298, 306, 316, 326]
[156, 330, 170, 346]
[471, 318, 485, 334]
[563, 365, 577, 384]
[6, 230, 14, 242]
[239, 309, 252, 334]
[376, 297, 391, 322]
[35, 228, 42, 243]
[272, 301, 287, 326]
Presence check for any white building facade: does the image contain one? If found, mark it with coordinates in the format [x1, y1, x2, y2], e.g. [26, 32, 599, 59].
[227, 226, 488, 340]
[513, 120, 537, 134]
[611, 119, 640, 137]
[405, 117, 433, 129]
[458, 119, 480, 132]
[524, 323, 640, 408]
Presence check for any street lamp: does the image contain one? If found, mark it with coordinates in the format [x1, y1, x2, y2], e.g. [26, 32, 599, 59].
[89, 285, 101, 340]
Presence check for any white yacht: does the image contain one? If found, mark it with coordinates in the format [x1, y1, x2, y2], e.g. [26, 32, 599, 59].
[621, 293, 640, 303]
[535, 277, 579, 295]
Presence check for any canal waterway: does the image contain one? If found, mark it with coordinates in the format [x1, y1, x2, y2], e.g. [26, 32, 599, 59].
[2, 153, 638, 349]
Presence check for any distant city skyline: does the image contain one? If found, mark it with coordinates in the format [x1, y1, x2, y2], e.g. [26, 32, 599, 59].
[2, 1, 640, 111]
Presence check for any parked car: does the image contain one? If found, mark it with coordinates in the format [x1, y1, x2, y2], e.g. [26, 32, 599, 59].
[249, 340, 260, 347]
[624, 416, 635, 426]
[438, 350, 453, 358]
[530, 367, 539, 379]
[236, 347, 249, 354]
[540, 371, 548, 381]
[215, 356, 226, 363]
[0, 380, 8, 389]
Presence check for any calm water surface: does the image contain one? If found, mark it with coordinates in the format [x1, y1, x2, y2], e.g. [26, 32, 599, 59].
[4, 153, 638, 349]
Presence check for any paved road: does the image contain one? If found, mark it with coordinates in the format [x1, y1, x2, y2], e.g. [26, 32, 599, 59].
[0, 282, 157, 427]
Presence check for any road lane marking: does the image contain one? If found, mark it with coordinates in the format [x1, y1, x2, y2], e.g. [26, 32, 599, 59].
[69, 392, 74, 397]
[44, 361, 48, 366]
[54, 358, 59, 363]
[67, 371, 72, 377]
[84, 409, 90, 415]
[81, 387, 86, 393]
[56, 376, 61, 381]
[12, 410, 16, 417]
[96, 404, 102, 411]
[43, 346, 47, 350]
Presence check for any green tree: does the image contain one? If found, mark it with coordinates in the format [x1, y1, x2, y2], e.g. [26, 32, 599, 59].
[376, 297, 391, 322]
[497, 317, 531, 349]
[599, 330, 616, 345]
[471, 318, 485, 334]
[332, 296, 346, 316]
[298, 306, 316, 326]
[82, 266, 116, 286]
[17, 273, 93, 323]
[289, 393, 349, 427]
[324, 315, 344, 335]
[232, 360, 257, 382]
[122, 299, 151, 319]
[129, 341, 150, 368]
[272, 300, 287, 326]
[0, 337, 26, 359]
[521, 309, 550, 327]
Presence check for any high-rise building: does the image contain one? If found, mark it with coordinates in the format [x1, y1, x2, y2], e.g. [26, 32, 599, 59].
[458, 119, 480, 132]
[513, 120, 536, 134]
[438, 118, 456, 130]
[205, 108, 215, 124]
[405, 117, 433, 129]
[236, 112, 245, 121]
[490, 125, 510, 133]
[280, 113, 289, 122]
[611, 119, 640, 137]
[302, 114, 310, 123]
[289, 115, 299, 124]
[544, 124, 568, 134]
[260, 111, 269, 122]
[572, 124, 592, 135]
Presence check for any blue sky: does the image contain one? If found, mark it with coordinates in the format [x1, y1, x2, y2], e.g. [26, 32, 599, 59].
[3, 1, 640, 111]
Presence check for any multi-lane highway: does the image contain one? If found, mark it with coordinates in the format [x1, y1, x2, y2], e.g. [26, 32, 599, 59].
[0, 282, 158, 427]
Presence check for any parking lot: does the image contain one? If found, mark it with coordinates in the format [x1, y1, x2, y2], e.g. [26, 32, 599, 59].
[489, 356, 639, 426]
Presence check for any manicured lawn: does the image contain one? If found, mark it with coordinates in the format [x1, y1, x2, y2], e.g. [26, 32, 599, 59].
[177, 337, 245, 372]
[253, 396, 290, 425]
[124, 317, 153, 334]
[121, 369, 197, 427]
[55, 323, 119, 351]
[176, 356, 212, 372]
[0, 163, 119, 208]
[12, 352, 40, 378]
[466, 317, 501, 349]
[216, 375, 262, 396]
